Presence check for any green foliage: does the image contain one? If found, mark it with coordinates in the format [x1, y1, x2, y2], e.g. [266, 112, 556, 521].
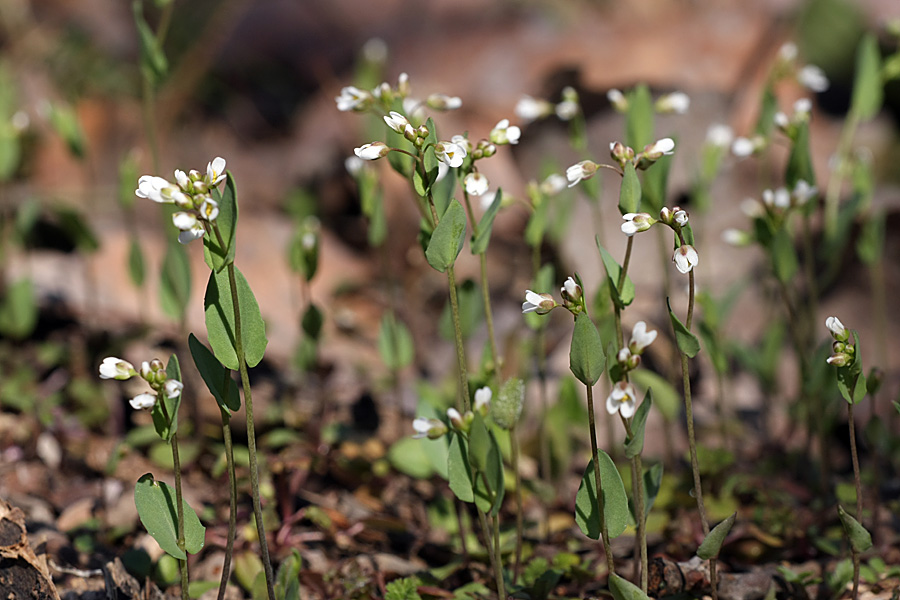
[837, 505, 872, 553]
[425, 199, 466, 272]
[850, 34, 883, 121]
[641, 150, 672, 213]
[625, 84, 654, 150]
[132, 0, 169, 86]
[275, 549, 302, 600]
[188, 333, 240, 414]
[569, 312, 606, 387]
[618, 162, 640, 215]
[608, 573, 652, 600]
[471, 187, 502, 255]
[204, 266, 268, 370]
[384, 576, 421, 600]
[133, 473, 205, 560]
[159, 239, 192, 321]
[786, 122, 815, 189]
[666, 298, 700, 357]
[378, 312, 414, 370]
[597, 242, 635, 309]
[128, 239, 146, 288]
[149, 354, 182, 442]
[301, 303, 324, 340]
[770, 228, 799, 283]
[204, 172, 238, 272]
[448, 433, 474, 503]
[697, 512, 736, 559]
[624, 390, 652, 459]
[629, 369, 679, 422]
[46, 102, 86, 158]
[575, 452, 629, 540]
[0, 278, 38, 340]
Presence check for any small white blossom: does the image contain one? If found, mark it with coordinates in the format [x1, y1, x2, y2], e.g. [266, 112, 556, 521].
[206, 157, 226, 186]
[345, 156, 365, 176]
[522, 290, 556, 315]
[451, 134, 472, 155]
[99, 357, 136, 380]
[164, 379, 183, 399]
[172, 212, 199, 231]
[11, 110, 29, 131]
[479, 189, 498, 211]
[434, 140, 467, 168]
[706, 124, 733, 148]
[629, 321, 657, 353]
[740, 198, 765, 218]
[606, 381, 637, 418]
[621, 212, 654, 236]
[335, 86, 371, 112]
[539, 173, 567, 196]
[447, 407, 465, 430]
[656, 91, 690, 114]
[673, 245, 699, 274]
[135, 175, 174, 203]
[489, 119, 521, 145]
[426, 93, 462, 111]
[555, 100, 578, 121]
[826, 316, 848, 340]
[354, 142, 390, 161]
[566, 160, 598, 188]
[673, 209, 688, 227]
[383, 111, 410, 133]
[474, 387, 492, 415]
[129, 393, 157, 410]
[774, 112, 790, 130]
[731, 136, 757, 157]
[762, 188, 791, 209]
[178, 224, 206, 245]
[174, 169, 190, 190]
[722, 228, 751, 246]
[200, 198, 219, 221]
[562, 276, 580, 300]
[793, 98, 812, 117]
[617, 347, 632, 364]
[798, 65, 829, 92]
[643, 137, 675, 159]
[778, 42, 798, 63]
[607, 88, 628, 112]
[464, 172, 489, 197]
[514, 95, 553, 122]
[412, 417, 447, 440]
[792, 180, 817, 206]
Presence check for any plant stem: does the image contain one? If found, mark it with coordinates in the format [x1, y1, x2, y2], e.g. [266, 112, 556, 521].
[586, 384, 615, 575]
[158, 398, 188, 600]
[492, 510, 507, 600]
[446, 265, 470, 411]
[848, 399, 863, 600]
[510, 426, 524, 585]
[476, 507, 502, 598]
[216, 405, 237, 600]
[621, 416, 647, 591]
[532, 244, 552, 540]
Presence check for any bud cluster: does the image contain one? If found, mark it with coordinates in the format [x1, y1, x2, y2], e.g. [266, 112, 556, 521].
[608, 138, 676, 171]
[99, 356, 184, 411]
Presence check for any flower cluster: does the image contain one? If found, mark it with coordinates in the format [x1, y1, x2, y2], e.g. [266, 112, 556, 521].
[136, 157, 227, 244]
[515, 86, 581, 123]
[776, 42, 830, 93]
[99, 357, 183, 410]
[335, 72, 461, 117]
[825, 316, 855, 367]
[412, 387, 492, 439]
[607, 88, 691, 115]
[606, 321, 658, 417]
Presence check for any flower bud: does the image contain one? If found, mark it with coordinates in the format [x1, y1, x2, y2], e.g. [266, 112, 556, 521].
[473, 387, 492, 417]
[825, 316, 848, 342]
[522, 290, 557, 315]
[561, 276, 583, 304]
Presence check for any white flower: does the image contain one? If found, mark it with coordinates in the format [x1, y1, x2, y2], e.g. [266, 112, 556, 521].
[606, 381, 637, 418]
[793, 98, 812, 117]
[383, 111, 410, 133]
[200, 198, 219, 221]
[798, 65, 829, 92]
[135, 175, 174, 203]
[673, 209, 688, 227]
[792, 180, 817, 206]
[673, 245, 699, 274]
[172, 212, 198, 231]
[11, 110, 29, 131]
[464, 172, 489, 197]
[174, 169, 190, 190]
[522, 290, 555, 315]
[621, 213, 654, 236]
[656, 91, 690, 114]
[774, 111, 790, 130]
[607, 88, 628, 112]
[178, 224, 206, 245]
[566, 160, 598, 188]
[731, 136, 757, 157]
[474, 387, 492, 415]
[434, 140, 467, 168]
[562, 276, 581, 300]
[335, 86, 371, 111]
[451, 134, 472, 155]
[206, 157, 226, 186]
[164, 379, 183, 399]
[99, 357, 136, 380]
[345, 156, 365, 176]
[412, 417, 447, 440]
[447, 407, 465, 430]
[479, 190, 498, 211]
[514, 95, 553, 122]
[826, 316, 848, 340]
[426, 93, 462, 110]
[555, 100, 578, 121]
[129, 393, 157, 410]
[643, 137, 675, 159]
[629, 321, 657, 353]
[740, 198, 764, 218]
[706, 124, 733, 148]
[490, 119, 521, 145]
[617, 347, 632, 364]
[778, 42, 798, 62]
[354, 142, 390, 161]
[722, 228, 750, 246]
[140, 361, 153, 380]
[539, 173, 567, 196]
[762, 188, 790, 209]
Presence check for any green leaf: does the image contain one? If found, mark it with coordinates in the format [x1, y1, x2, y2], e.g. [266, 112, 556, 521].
[132, 0, 168, 86]
[150, 354, 182, 441]
[430, 164, 456, 217]
[641, 150, 672, 213]
[697, 512, 736, 559]
[850, 34, 883, 121]
[618, 163, 640, 215]
[856, 210, 885, 265]
[597, 242, 635, 309]
[204, 266, 268, 370]
[301, 303, 324, 340]
[0, 278, 38, 340]
[642, 462, 664, 514]
[626, 84, 654, 150]
[471, 187, 502, 255]
[786, 122, 815, 189]
[203, 172, 238, 272]
[387, 437, 435, 479]
[836, 331, 862, 404]
[608, 573, 652, 600]
[575, 451, 629, 540]
[46, 103, 86, 158]
[569, 313, 606, 386]
[133, 473, 205, 560]
[188, 333, 240, 414]
[448, 433, 474, 503]
[275, 549, 302, 600]
[56, 207, 98, 252]
[667, 298, 700, 358]
[160, 240, 192, 321]
[467, 413, 490, 473]
[624, 390, 652, 459]
[837, 505, 873, 553]
[128, 238, 146, 288]
[770, 228, 799, 283]
[425, 199, 466, 272]
[755, 86, 778, 136]
[377, 312, 414, 370]
[473, 428, 505, 516]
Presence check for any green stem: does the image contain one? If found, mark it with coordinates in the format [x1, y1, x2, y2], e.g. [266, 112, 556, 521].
[620, 416, 647, 591]
[586, 384, 615, 575]
[213, 224, 276, 600]
[476, 507, 500, 594]
[532, 243, 552, 540]
[848, 400, 863, 600]
[510, 426, 523, 585]
[216, 405, 237, 600]
[158, 397, 188, 600]
[446, 265, 470, 411]
[492, 510, 507, 600]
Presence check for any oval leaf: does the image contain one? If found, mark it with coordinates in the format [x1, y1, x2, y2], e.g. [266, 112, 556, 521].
[425, 199, 467, 272]
[134, 473, 206, 560]
[204, 266, 268, 370]
[575, 451, 630, 540]
[838, 505, 873, 553]
[471, 188, 502, 255]
[569, 313, 606, 386]
[618, 163, 641, 215]
[850, 34, 882, 121]
[608, 573, 652, 600]
[159, 240, 192, 321]
[447, 433, 474, 503]
[624, 389, 652, 459]
[597, 242, 635, 308]
[697, 512, 736, 559]
[188, 333, 241, 413]
[667, 298, 700, 358]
